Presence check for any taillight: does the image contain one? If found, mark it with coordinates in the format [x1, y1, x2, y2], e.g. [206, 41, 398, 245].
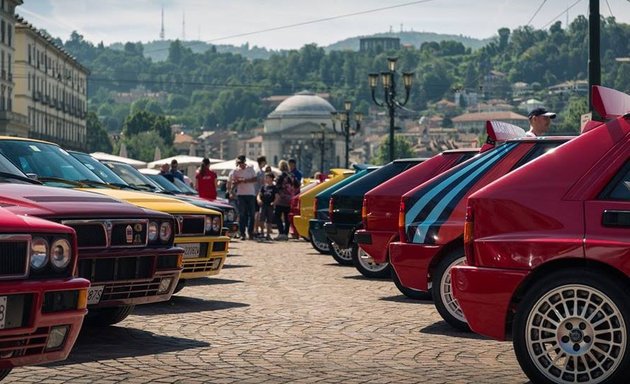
[297, 196, 301, 212]
[463, 205, 475, 265]
[328, 197, 334, 221]
[313, 199, 318, 214]
[361, 197, 368, 228]
[398, 198, 407, 242]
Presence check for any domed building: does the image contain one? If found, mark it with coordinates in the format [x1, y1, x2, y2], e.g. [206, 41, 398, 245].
[263, 91, 344, 176]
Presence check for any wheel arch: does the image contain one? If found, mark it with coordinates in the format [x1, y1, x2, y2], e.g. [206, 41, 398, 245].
[427, 236, 464, 285]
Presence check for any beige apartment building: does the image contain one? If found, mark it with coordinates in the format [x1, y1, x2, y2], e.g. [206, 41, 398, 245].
[14, 16, 89, 150]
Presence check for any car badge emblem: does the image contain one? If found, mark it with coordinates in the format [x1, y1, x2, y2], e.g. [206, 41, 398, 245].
[134, 234, 142, 244]
[134, 223, 143, 232]
[126, 225, 133, 244]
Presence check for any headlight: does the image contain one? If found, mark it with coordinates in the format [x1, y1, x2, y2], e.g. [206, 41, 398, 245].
[148, 221, 158, 241]
[205, 216, 212, 232]
[50, 238, 72, 270]
[159, 222, 172, 242]
[31, 237, 49, 270]
[226, 209, 235, 222]
[211, 216, 221, 232]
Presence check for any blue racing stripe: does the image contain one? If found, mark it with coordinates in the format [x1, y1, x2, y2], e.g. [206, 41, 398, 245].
[411, 143, 515, 243]
[405, 142, 516, 229]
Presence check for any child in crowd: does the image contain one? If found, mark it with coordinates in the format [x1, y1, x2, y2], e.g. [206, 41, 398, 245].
[257, 172, 278, 241]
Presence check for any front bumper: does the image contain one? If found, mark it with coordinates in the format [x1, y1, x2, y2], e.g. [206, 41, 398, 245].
[175, 235, 230, 279]
[308, 219, 329, 246]
[293, 215, 311, 239]
[355, 229, 396, 264]
[0, 278, 89, 370]
[77, 246, 183, 308]
[323, 222, 356, 249]
[389, 241, 440, 291]
[451, 265, 528, 341]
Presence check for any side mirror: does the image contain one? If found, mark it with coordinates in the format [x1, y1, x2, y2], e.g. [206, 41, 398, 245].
[26, 173, 38, 180]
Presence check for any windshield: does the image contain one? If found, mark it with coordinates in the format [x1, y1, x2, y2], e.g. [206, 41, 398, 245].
[172, 177, 198, 194]
[103, 161, 162, 192]
[145, 173, 181, 193]
[70, 151, 129, 186]
[0, 140, 105, 184]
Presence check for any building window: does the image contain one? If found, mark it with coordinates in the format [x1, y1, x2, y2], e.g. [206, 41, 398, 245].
[0, 19, 4, 45]
[7, 24, 10, 46]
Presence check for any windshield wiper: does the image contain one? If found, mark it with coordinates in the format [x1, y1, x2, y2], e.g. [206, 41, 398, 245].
[77, 179, 111, 188]
[37, 177, 90, 188]
[108, 182, 139, 190]
[0, 171, 42, 185]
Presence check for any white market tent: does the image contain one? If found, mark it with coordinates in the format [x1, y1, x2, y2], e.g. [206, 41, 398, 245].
[90, 152, 147, 169]
[209, 157, 280, 178]
[146, 155, 223, 170]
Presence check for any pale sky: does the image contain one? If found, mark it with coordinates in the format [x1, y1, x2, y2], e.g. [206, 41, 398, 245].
[17, 0, 630, 50]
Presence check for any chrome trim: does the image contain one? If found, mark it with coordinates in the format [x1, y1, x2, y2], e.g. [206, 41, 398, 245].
[62, 219, 149, 249]
[0, 234, 31, 280]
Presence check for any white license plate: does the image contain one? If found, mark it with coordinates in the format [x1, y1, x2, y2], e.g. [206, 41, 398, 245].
[0, 296, 6, 329]
[177, 243, 201, 259]
[87, 286, 105, 305]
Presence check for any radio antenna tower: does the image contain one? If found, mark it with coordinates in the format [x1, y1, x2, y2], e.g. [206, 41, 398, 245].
[182, 11, 186, 40]
[160, 5, 165, 40]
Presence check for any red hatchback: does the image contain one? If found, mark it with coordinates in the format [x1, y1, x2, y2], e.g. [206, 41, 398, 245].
[452, 86, 630, 383]
[390, 127, 570, 330]
[0, 208, 89, 380]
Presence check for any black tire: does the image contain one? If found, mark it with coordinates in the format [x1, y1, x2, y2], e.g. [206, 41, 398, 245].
[391, 266, 432, 300]
[85, 305, 135, 326]
[351, 243, 390, 278]
[309, 230, 330, 254]
[328, 239, 353, 266]
[513, 268, 630, 384]
[0, 369, 11, 381]
[432, 249, 469, 331]
[173, 279, 187, 294]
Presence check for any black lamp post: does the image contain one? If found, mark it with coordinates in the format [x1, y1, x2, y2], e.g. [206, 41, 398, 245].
[311, 123, 328, 173]
[368, 57, 414, 162]
[331, 100, 363, 169]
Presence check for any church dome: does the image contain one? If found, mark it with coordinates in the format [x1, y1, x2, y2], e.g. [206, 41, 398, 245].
[268, 91, 335, 118]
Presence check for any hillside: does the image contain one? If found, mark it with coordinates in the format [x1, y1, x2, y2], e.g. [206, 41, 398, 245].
[325, 31, 493, 51]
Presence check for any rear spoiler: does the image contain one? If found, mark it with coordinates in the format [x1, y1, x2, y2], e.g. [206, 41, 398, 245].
[480, 120, 526, 152]
[581, 86, 630, 133]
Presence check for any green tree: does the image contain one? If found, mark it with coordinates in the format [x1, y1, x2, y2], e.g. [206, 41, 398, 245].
[85, 112, 113, 153]
[124, 131, 171, 162]
[372, 135, 414, 165]
[122, 110, 155, 136]
[555, 96, 588, 134]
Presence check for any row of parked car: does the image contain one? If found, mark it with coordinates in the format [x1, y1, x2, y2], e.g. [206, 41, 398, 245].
[0, 138, 237, 380]
[290, 86, 630, 384]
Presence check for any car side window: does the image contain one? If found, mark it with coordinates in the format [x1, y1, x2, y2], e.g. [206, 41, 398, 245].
[599, 160, 630, 201]
[510, 142, 562, 171]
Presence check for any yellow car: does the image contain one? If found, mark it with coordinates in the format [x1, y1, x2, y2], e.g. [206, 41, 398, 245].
[292, 168, 353, 252]
[0, 137, 230, 292]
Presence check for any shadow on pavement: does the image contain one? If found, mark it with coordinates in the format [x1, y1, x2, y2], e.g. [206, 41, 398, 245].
[343, 275, 389, 281]
[185, 277, 243, 286]
[222, 264, 252, 269]
[48, 326, 210, 366]
[379, 295, 433, 304]
[133, 295, 249, 316]
[420, 321, 489, 340]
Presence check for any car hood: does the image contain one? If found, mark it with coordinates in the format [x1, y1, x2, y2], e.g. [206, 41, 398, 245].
[0, 183, 167, 219]
[0, 206, 75, 234]
[81, 188, 220, 215]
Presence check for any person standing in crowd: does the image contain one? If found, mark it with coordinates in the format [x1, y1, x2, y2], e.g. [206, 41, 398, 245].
[195, 158, 218, 200]
[228, 155, 257, 240]
[170, 159, 184, 182]
[257, 172, 277, 241]
[273, 160, 297, 241]
[159, 163, 175, 182]
[526, 107, 556, 137]
[253, 156, 267, 238]
[288, 158, 303, 190]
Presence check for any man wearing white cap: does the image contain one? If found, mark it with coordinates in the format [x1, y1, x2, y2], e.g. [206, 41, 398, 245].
[526, 107, 556, 137]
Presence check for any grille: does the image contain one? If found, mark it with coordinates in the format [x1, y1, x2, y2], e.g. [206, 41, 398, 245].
[101, 278, 163, 301]
[0, 327, 51, 358]
[212, 241, 227, 252]
[157, 255, 179, 269]
[78, 256, 154, 283]
[0, 240, 28, 277]
[178, 216, 205, 236]
[182, 257, 223, 274]
[70, 223, 106, 248]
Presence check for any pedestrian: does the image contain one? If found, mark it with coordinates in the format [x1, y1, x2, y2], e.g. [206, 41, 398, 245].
[288, 158, 303, 191]
[159, 163, 175, 182]
[195, 158, 218, 200]
[273, 160, 296, 241]
[257, 172, 277, 241]
[170, 159, 184, 182]
[253, 156, 267, 238]
[526, 107, 556, 137]
[228, 155, 257, 240]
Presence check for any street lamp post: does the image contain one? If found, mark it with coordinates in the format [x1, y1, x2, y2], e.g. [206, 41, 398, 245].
[311, 123, 328, 173]
[368, 57, 414, 162]
[331, 100, 363, 169]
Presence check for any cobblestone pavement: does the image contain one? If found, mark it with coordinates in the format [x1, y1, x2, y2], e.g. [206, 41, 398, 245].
[9, 239, 530, 383]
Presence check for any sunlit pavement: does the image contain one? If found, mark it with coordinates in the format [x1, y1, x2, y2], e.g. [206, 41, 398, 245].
[10, 238, 528, 383]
